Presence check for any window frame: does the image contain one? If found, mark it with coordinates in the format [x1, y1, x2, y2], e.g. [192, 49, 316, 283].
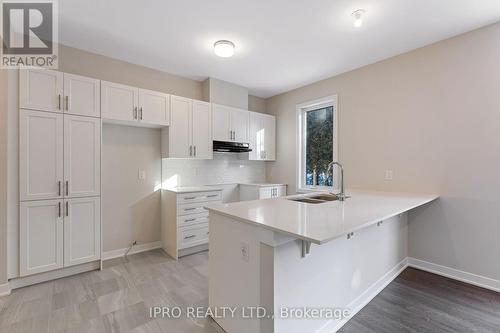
[296, 95, 339, 193]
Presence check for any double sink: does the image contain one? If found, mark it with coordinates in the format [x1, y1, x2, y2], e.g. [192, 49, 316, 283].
[288, 193, 347, 204]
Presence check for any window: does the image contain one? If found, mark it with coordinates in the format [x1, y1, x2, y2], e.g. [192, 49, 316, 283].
[297, 96, 338, 191]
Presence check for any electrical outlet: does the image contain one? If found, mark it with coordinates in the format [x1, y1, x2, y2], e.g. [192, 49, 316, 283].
[241, 241, 249, 262]
[385, 170, 393, 180]
[138, 169, 146, 180]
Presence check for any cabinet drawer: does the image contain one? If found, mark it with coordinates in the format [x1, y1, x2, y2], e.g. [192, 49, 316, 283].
[177, 202, 210, 216]
[177, 191, 222, 204]
[177, 212, 209, 227]
[178, 224, 209, 249]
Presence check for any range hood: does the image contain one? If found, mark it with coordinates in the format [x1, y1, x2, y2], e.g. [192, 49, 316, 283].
[213, 141, 252, 153]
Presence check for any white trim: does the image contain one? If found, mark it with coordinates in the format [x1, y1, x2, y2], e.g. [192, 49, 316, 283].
[101, 241, 162, 260]
[0, 283, 11, 297]
[316, 258, 408, 333]
[296, 95, 339, 192]
[408, 257, 500, 293]
[9, 261, 100, 290]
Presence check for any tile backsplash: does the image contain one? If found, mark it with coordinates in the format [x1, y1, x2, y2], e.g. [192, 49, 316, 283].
[162, 153, 266, 188]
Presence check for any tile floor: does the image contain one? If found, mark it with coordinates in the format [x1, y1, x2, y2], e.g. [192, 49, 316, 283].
[0, 250, 222, 333]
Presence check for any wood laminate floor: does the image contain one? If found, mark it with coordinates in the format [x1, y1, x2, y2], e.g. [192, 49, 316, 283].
[1, 250, 499, 333]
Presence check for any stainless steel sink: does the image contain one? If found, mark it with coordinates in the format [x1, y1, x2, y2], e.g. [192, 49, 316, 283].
[310, 194, 340, 201]
[288, 193, 349, 204]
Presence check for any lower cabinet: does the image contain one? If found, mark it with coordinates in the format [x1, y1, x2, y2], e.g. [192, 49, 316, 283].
[20, 197, 101, 277]
[239, 184, 287, 201]
[161, 189, 222, 259]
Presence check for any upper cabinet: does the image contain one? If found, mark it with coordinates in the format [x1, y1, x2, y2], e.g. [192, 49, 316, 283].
[20, 69, 100, 117]
[138, 88, 170, 126]
[212, 104, 249, 142]
[249, 111, 276, 161]
[101, 81, 170, 127]
[63, 73, 101, 117]
[20, 69, 63, 113]
[162, 96, 212, 159]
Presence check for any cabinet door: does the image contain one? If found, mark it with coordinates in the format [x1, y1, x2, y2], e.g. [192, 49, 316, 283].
[249, 112, 265, 160]
[63, 73, 100, 117]
[64, 197, 101, 266]
[20, 200, 64, 276]
[231, 109, 249, 143]
[138, 89, 170, 126]
[19, 68, 63, 113]
[169, 96, 192, 158]
[275, 186, 286, 197]
[101, 81, 138, 122]
[64, 115, 101, 198]
[212, 104, 231, 141]
[259, 187, 273, 199]
[20, 109, 64, 201]
[192, 101, 212, 159]
[263, 114, 276, 161]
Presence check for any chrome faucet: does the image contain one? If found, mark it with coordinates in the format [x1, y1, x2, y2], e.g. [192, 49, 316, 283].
[327, 161, 347, 201]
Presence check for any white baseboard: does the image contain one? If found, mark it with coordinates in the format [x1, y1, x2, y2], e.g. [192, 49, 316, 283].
[318, 258, 409, 333]
[9, 261, 100, 290]
[102, 241, 162, 260]
[408, 257, 500, 293]
[0, 282, 11, 297]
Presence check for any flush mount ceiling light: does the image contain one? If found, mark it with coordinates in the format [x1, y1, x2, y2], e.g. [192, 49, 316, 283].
[214, 40, 235, 58]
[352, 9, 366, 28]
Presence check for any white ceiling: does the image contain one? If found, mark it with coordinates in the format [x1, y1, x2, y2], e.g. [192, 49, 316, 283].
[59, 0, 500, 98]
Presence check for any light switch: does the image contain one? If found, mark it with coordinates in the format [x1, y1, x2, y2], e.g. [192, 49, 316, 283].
[138, 169, 146, 180]
[241, 241, 249, 262]
[385, 170, 393, 180]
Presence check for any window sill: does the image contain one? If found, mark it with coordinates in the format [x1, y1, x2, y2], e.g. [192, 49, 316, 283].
[297, 187, 338, 194]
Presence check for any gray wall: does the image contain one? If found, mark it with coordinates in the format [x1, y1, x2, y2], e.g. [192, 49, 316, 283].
[265, 22, 500, 281]
[0, 67, 8, 284]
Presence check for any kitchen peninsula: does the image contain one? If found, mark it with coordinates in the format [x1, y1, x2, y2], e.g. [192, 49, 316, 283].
[207, 190, 438, 333]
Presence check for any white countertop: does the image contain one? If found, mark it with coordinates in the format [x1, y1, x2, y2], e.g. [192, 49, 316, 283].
[164, 186, 223, 193]
[206, 190, 438, 244]
[239, 183, 287, 187]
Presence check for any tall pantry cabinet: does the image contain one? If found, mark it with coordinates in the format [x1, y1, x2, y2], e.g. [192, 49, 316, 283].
[19, 69, 101, 276]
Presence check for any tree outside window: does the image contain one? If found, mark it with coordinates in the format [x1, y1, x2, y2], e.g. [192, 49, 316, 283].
[305, 106, 333, 187]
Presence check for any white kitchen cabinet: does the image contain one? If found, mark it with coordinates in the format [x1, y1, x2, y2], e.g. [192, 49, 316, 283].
[239, 184, 287, 201]
[102, 81, 171, 127]
[63, 73, 101, 118]
[191, 100, 213, 159]
[20, 200, 64, 276]
[212, 104, 249, 142]
[162, 96, 212, 159]
[20, 109, 64, 201]
[19, 69, 64, 113]
[249, 112, 276, 161]
[212, 104, 232, 141]
[138, 89, 170, 126]
[64, 197, 101, 266]
[166, 96, 192, 158]
[161, 188, 222, 259]
[64, 115, 101, 198]
[101, 81, 139, 123]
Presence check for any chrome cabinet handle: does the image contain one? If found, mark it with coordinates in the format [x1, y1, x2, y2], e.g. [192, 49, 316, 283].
[65, 181, 69, 196]
[133, 106, 138, 119]
[184, 218, 196, 223]
[139, 107, 143, 120]
[189, 146, 192, 156]
[65, 201, 69, 217]
[194, 146, 196, 157]
[65, 96, 69, 110]
[184, 196, 196, 200]
[58, 181, 61, 196]
[58, 202, 61, 217]
[184, 235, 196, 240]
[207, 194, 218, 198]
[58, 94, 61, 110]
[184, 207, 196, 211]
